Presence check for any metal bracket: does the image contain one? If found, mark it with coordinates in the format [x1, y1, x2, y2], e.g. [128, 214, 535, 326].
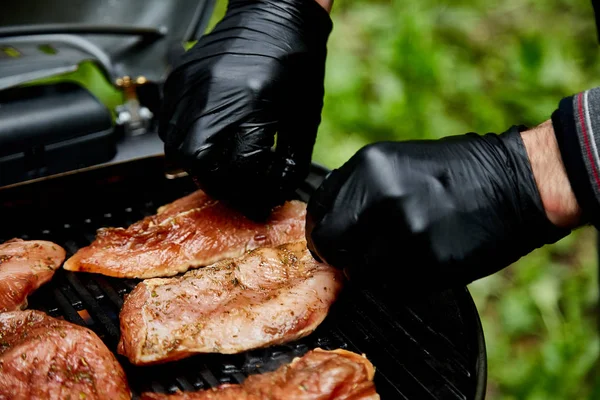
[114, 75, 153, 136]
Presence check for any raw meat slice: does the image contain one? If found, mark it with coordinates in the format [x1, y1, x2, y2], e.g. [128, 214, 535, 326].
[63, 190, 306, 279]
[0, 239, 66, 312]
[140, 348, 379, 400]
[118, 241, 343, 365]
[0, 310, 131, 400]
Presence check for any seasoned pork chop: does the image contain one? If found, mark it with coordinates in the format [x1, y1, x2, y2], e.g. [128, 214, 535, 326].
[140, 348, 379, 400]
[118, 242, 343, 365]
[63, 190, 306, 279]
[0, 239, 66, 312]
[0, 310, 131, 400]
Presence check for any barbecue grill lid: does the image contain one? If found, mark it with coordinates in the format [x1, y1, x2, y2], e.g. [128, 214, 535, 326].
[0, 0, 217, 90]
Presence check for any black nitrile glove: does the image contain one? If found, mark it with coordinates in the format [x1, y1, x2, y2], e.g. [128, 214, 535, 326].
[306, 126, 571, 292]
[159, 0, 332, 220]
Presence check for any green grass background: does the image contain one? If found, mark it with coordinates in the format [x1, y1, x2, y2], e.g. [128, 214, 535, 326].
[26, 0, 600, 398]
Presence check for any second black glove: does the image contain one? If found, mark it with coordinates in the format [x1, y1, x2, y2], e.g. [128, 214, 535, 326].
[306, 126, 571, 292]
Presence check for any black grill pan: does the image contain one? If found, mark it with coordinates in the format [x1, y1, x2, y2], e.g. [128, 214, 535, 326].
[0, 156, 487, 400]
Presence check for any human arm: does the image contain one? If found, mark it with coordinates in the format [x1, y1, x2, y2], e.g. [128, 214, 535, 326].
[521, 120, 581, 228]
[304, 87, 600, 292]
[159, 0, 333, 220]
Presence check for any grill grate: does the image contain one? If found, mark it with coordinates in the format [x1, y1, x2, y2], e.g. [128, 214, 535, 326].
[0, 158, 486, 400]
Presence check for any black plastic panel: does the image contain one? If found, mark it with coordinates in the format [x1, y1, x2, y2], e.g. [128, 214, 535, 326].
[0, 82, 116, 186]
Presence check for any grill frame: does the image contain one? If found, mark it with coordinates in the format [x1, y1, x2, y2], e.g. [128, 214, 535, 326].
[0, 156, 487, 400]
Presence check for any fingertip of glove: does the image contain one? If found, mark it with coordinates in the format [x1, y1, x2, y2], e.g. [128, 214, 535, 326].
[308, 247, 323, 263]
[306, 168, 339, 216]
[304, 203, 329, 265]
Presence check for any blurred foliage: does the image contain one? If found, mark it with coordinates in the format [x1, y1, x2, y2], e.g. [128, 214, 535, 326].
[311, 1, 600, 399]
[314, 0, 600, 167]
[23, 0, 600, 398]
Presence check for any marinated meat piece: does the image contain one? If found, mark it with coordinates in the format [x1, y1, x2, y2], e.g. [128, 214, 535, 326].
[140, 348, 379, 400]
[118, 242, 343, 365]
[0, 310, 131, 400]
[0, 239, 66, 312]
[63, 190, 306, 279]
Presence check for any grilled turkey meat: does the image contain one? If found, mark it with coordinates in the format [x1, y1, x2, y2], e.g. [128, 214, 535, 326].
[0, 239, 66, 312]
[0, 310, 131, 400]
[118, 242, 343, 365]
[63, 190, 306, 279]
[140, 348, 379, 400]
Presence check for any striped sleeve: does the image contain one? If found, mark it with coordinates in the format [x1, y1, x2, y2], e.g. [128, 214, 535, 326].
[552, 87, 600, 228]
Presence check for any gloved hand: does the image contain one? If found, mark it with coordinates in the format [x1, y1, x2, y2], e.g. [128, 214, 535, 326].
[305, 126, 572, 292]
[159, 0, 333, 220]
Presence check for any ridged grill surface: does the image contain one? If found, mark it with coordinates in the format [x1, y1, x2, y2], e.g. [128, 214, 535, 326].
[0, 160, 485, 399]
